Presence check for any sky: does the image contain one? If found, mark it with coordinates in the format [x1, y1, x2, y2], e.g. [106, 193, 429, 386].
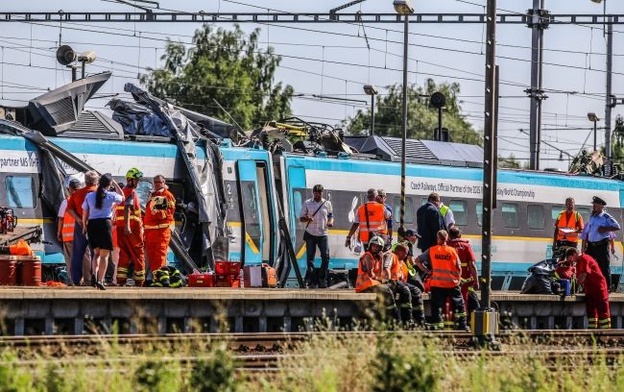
[0, 0, 623, 170]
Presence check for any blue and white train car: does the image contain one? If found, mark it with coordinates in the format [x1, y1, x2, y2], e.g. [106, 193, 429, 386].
[277, 152, 624, 289]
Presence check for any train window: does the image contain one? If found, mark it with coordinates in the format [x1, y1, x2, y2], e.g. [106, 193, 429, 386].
[420, 198, 427, 206]
[293, 190, 303, 222]
[551, 206, 563, 220]
[476, 201, 482, 227]
[5, 176, 35, 208]
[448, 200, 467, 226]
[393, 197, 414, 224]
[527, 205, 544, 229]
[501, 203, 519, 228]
[242, 182, 260, 238]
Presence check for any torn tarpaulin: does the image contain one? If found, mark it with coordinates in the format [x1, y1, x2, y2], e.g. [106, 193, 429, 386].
[107, 98, 171, 137]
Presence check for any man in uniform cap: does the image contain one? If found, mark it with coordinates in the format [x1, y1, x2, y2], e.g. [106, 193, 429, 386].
[581, 195, 620, 291]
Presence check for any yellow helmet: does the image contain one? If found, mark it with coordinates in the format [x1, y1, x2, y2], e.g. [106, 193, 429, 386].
[125, 168, 143, 180]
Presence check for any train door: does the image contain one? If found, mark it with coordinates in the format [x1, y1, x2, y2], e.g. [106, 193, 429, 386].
[236, 160, 265, 266]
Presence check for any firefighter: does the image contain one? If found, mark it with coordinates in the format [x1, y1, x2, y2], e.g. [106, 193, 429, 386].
[387, 242, 425, 327]
[447, 227, 480, 318]
[355, 236, 399, 322]
[565, 248, 611, 329]
[144, 174, 176, 277]
[413, 229, 467, 330]
[116, 168, 146, 287]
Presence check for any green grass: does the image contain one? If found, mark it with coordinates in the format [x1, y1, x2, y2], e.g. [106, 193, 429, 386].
[0, 333, 622, 392]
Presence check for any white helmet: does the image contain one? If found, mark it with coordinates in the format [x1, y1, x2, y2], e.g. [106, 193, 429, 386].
[368, 236, 385, 248]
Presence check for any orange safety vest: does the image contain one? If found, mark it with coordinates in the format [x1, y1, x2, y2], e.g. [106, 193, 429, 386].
[399, 260, 409, 283]
[116, 186, 142, 224]
[429, 245, 461, 288]
[383, 252, 404, 281]
[355, 251, 382, 293]
[356, 202, 387, 243]
[555, 211, 583, 242]
[61, 197, 75, 242]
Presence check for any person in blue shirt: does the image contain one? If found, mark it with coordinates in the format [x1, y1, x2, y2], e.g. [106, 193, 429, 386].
[82, 173, 124, 290]
[581, 196, 621, 292]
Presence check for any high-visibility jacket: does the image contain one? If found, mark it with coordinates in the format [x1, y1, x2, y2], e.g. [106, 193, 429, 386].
[384, 253, 405, 282]
[440, 204, 450, 218]
[555, 210, 583, 242]
[429, 245, 461, 288]
[356, 202, 387, 243]
[355, 251, 382, 293]
[144, 188, 176, 229]
[116, 186, 142, 224]
[61, 198, 76, 242]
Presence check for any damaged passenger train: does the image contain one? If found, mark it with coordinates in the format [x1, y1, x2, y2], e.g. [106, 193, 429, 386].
[0, 72, 622, 290]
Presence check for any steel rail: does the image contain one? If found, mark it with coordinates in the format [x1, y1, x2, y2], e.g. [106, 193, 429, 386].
[1, 329, 624, 353]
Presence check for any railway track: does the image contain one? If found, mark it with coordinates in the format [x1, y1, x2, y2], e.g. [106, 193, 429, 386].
[0, 331, 622, 374]
[1, 329, 624, 357]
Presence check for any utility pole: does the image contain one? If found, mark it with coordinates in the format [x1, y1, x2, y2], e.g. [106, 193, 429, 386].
[526, 0, 550, 171]
[473, 0, 499, 346]
[605, 19, 613, 172]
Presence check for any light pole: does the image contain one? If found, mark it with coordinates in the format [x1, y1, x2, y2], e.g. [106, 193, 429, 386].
[363, 84, 379, 136]
[393, 0, 414, 234]
[588, 112, 600, 152]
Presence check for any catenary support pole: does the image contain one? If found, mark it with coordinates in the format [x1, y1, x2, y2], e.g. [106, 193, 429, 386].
[605, 19, 613, 173]
[399, 13, 409, 232]
[528, 0, 548, 171]
[473, 0, 499, 346]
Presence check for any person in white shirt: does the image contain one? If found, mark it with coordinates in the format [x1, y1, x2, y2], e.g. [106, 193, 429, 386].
[300, 184, 334, 288]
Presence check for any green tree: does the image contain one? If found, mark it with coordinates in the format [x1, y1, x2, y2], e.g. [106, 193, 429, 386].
[345, 78, 481, 145]
[498, 154, 522, 169]
[141, 24, 293, 130]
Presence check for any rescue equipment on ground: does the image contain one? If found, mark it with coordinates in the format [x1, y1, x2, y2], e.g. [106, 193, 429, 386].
[150, 266, 184, 288]
[187, 271, 216, 287]
[262, 263, 278, 288]
[520, 259, 567, 295]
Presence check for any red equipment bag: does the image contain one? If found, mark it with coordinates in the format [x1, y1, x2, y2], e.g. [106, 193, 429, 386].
[261, 263, 278, 288]
[187, 272, 216, 287]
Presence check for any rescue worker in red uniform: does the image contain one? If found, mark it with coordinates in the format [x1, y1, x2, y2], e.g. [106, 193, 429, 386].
[144, 175, 176, 275]
[345, 189, 391, 249]
[355, 236, 399, 322]
[414, 230, 467, 330]
[385, 243, 425, 327]
[565, 248, 611, 329]
[447, 227, 480, 318]
[116, 168, 146, 286]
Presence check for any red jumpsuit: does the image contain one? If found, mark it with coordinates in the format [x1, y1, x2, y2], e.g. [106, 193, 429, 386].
[448, 238, 479, 314]
[116, 186, 145, 286]
[143, 187, 176, 273]
[576, 254, 611, 329]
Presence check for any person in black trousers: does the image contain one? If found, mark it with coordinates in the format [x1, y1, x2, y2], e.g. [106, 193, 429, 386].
[416, 192, 447, 253]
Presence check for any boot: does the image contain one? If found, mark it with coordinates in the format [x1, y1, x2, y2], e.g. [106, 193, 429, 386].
[316, 268, 328, 288]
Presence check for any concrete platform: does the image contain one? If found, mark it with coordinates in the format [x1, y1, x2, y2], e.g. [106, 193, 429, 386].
[0, 287, 622, 335]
